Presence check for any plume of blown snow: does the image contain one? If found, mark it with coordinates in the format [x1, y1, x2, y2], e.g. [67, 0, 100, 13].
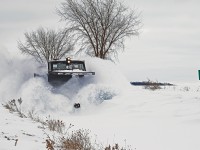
[0, 48, 40, 101]
[84, 56, 130, 88]
[0, 49, 130, 114]
[19, 78, 71, 115]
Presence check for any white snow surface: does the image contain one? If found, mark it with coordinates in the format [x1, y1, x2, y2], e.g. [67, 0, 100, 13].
[1, 50, 200, 150]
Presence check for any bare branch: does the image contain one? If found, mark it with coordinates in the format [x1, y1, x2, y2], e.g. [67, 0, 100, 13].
[18, 27, 74, 64]
[57, 0, 141, 60]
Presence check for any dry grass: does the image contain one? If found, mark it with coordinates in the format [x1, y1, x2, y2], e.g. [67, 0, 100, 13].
[2, 98, 26, 118]
[44, 117, 66, 134]
[28, 109, 43, 123]
[3, 98, 133, 150]
[28, 112, 68, 134]
[46, 130, 133, 150]
[3, 99, 66, 134]
[60, 129, 94, 150]
[105, 143, 132, 150]
[46, 129, 95, 150]
[144, 79, 162, 91]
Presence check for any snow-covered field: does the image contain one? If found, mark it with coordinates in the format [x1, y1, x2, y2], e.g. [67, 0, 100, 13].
[1, 50, 200, 150]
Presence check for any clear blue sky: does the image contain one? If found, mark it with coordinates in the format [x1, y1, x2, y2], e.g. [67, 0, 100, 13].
[0, 0, 200, 83]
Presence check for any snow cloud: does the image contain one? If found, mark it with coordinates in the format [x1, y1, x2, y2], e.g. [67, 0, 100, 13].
[0, 48, 128, 114]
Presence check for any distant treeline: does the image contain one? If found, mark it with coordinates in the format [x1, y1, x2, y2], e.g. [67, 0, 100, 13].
[130, 81, 174, 86]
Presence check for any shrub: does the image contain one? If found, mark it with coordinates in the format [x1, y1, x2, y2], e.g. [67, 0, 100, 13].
[44, 117, 66, 134]
[45, 130, 133, 150]
[2, 98, 26, 118]
[60, 129, 94, 150]
[144, 79, 161, 91]
[27, 109, 43, 123]
[45, 129, 95, 150]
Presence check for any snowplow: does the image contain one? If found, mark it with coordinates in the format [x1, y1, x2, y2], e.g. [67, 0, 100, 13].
[47, 57, 95, 84]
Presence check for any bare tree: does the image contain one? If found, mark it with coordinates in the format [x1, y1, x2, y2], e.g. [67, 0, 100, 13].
[18, 27, 73, 64]
[57, 0, 141, 60]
